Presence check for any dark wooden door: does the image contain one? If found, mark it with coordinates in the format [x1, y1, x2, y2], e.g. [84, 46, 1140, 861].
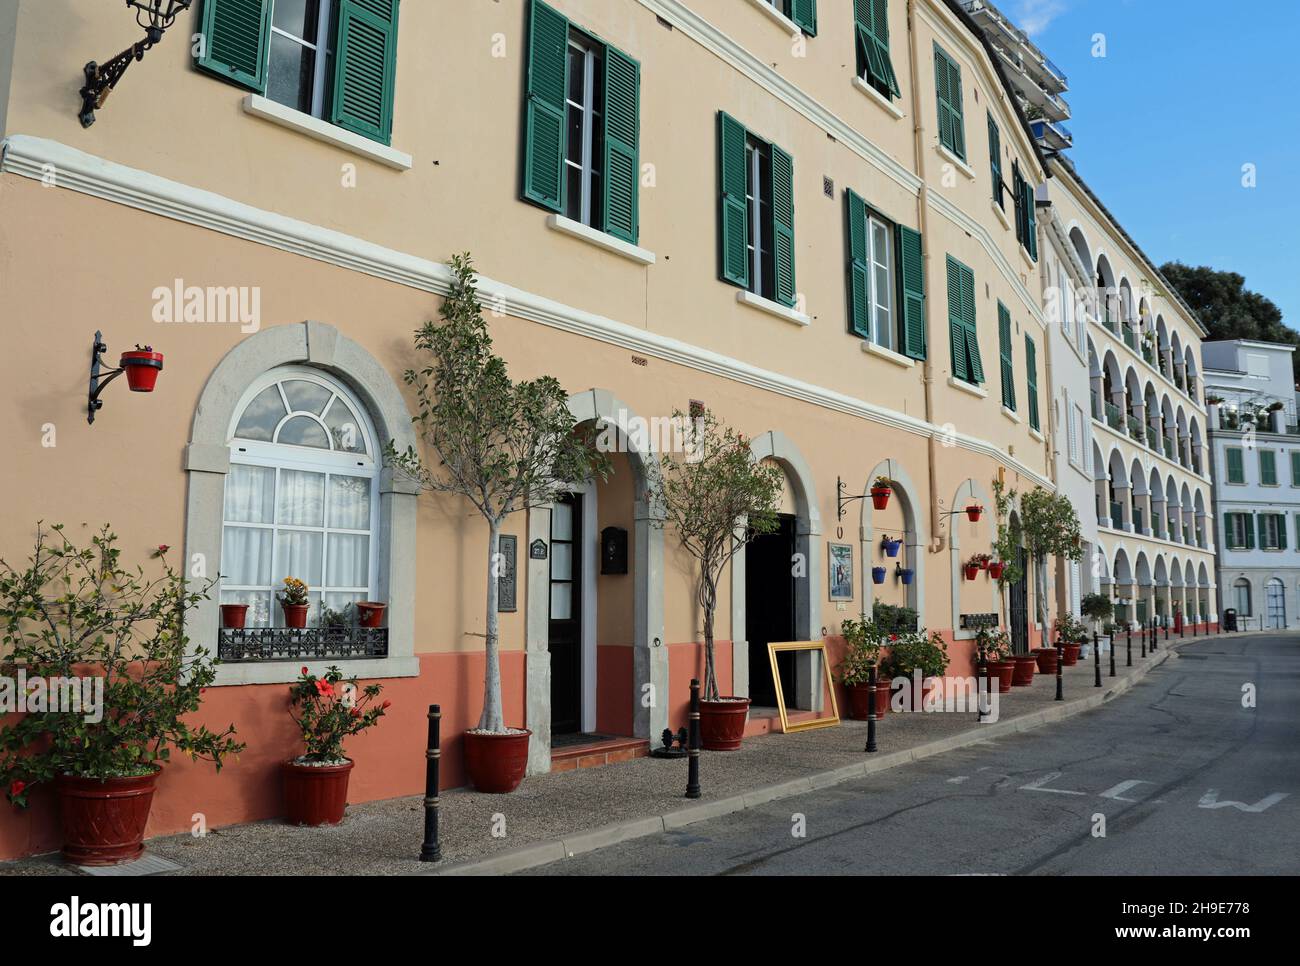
[1009, 546, 1029, 655]
[548, 493, 582, 734]
[747, 514, 797, 707]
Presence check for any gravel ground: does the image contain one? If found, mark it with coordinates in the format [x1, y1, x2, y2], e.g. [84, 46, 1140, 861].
[0, 632, 1244, 876]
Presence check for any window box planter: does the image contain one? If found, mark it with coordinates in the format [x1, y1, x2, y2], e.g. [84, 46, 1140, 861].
[119, 349, 163, 392]
[872, 566, 887, 585]
[464, 728, 533, 792]
[56, 766, 161, 866]
[898, 568, 914, 585]
[283, 759, 354, 826]
[870, 486, 892, 510]
[220, 603, 249, 629]
[698, 698, 751, 751]
[355, 601, 387, 628]
[881, 536, 902, 557]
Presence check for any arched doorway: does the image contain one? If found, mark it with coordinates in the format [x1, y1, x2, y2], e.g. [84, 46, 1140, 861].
[1266, 578, 1286, 629]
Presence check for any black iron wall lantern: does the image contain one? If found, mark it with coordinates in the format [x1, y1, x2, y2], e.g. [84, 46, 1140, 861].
[601, 527, 629, 575]
[79, 1, 194, 128]
[87, 331, 165, 425]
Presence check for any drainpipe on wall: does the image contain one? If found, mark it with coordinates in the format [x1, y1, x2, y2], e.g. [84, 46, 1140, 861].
[906, 0, 945, 555]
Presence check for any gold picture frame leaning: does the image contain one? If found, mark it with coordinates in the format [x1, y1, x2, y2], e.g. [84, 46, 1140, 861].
[765, 640, 841, 734]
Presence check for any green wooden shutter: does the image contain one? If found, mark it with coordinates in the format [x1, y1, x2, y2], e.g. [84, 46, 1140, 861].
[196, 0, 272, 92]
[1253, 513, 1262, 550]
[1294, 512, 1300, 548]
[770, 143, 797, 308]
[934, 46, 965, 160]
[1224, 513, 1235, 549]
[791, 0, 818, 35]
[947, 256, 968, 382]
[1291, 451, 1300, 485]
[602, 45, 640, 243]
[1012, 163, 1025, 246]
[1279, 514, 1288, 550]
[1226, 447, 1244, 483]
[331, 0, 400, 145]
[997, 302, 1014, 410]
[1024, 176, 1039, 260]
[962, 263, 983, 382]
[1261, 450, 1277, 485]
[854, 0, 899, 98]
[522, 0, 569, 211]
[846, 189, 870, 338]
[1025, 334, 1040, 430]
[897, 224, 926, 360]
[987, 113, 1003, 209]
[718, 112, 749, 288]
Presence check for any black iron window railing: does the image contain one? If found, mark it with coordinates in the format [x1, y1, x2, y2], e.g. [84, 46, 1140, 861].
[218, 627, 388, 663]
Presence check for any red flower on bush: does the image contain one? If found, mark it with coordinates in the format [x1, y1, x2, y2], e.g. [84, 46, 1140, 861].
[381, 700, 391, 710]
[314, 679, 335, 698]
[9, 780, 25, 797]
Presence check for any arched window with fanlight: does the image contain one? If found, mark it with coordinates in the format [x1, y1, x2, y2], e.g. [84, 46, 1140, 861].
[220, 367, 379, 630]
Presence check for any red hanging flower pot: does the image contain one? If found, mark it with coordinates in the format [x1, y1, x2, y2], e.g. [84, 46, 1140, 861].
[965, 505, 983, 522]
[870, 487, 892, 510]
[964, 564, 980, 581]
[988, 561, 1005, 580]
[118, 349, 164, 392]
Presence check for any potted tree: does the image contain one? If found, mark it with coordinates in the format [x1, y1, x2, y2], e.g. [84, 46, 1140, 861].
[836, 617, 890, 719]
[0, 525, 243, 866]
[278, 577, 310, 628]
[880, 629, 949, 712]
[283, 666, 389, 826]
[870, 475, 893, 510]
[976, 627, 1014, 693]
[1020, 486, 1083, 659]
[1053, 613, 1084, 666]
[650, 409, 783, 750]
[1081, 592, 1114, 644]
[388, 254, 607, 793]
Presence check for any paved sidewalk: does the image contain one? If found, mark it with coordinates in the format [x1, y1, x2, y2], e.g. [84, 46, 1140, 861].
[1, 630, 1262, 876]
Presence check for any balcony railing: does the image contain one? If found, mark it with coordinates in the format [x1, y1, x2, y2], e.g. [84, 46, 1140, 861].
[1128, 415, 1144, 441]
[1142, 343, 1155, 365]
[1147, 425, 1159, 449]
[1110, 501, 1124, 525]
[1163, 437, 1174, 460]
[1132, 507, 1144, 532]
[217, 627, 389, 663]
[1091, 394, 1102, 420]
[1106, 402, 1122, 430]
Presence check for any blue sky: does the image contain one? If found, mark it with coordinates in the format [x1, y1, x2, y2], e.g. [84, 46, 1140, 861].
[1009, 0, 1300, 331]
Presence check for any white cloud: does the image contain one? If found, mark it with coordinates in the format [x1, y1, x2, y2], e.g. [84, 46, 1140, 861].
[1010, 0, 1068, 37]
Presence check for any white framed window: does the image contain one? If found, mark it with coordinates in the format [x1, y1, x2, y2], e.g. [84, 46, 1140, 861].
[866, 214, 895, 351]
[564, 32, 605, 227]
[267, 0, 336, 118]
[745, 135, 774, 299]
[1233, 578, 1251, 616]
[220, 367, 379, 630]
[1060, 266, 1075, 342]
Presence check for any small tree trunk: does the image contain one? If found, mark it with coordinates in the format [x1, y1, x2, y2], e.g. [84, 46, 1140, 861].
[478, 520, 505, 733]
[700, 575, 719, 702]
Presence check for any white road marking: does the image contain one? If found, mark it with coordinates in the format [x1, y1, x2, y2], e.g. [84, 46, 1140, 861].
[1098, 780, 1156, 803]
[1197, 790, 1290, 813]
[1019, 772, 1087, 795]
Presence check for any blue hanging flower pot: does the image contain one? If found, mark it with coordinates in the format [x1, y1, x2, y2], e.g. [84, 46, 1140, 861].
[899, 568, 915, 585]
[882, 537, 902, 558]
[872, 567, 887, 585]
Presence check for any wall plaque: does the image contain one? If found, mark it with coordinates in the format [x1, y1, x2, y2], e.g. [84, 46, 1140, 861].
[497, 534, 517, 613]
[960, 612, 999, 629]
[529, 538, 548, 560]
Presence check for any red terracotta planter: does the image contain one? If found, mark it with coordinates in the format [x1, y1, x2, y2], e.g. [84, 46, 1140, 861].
[845, 680, 891, 720]
[988, 562, 1005, 579]
[281, 602, 309, 628]
[464, 729, 532, 793]
[355, 601, 386, 628]
[989, 660, 1014, 693]
[1011, 654, 1037, 686]
[1062, 643, 1081, 666]
[57, 767, 160, 866]
[220, 603, 248, 628]
[700, 697, 751, 750]
[965, 506, 983, 522]
[283, 759, 353, 826]
[1034, 647, 1059, 674]
[118, 350, 163, 392]
[964, 565, 979, 581]
[870, 487, 892, 510]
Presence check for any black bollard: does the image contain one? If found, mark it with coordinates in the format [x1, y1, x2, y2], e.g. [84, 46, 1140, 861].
[1191, 616, 1197, 638]
[1141, 621, 1147, 658]
[1107, 630, 1115, 677]
[686, 678, 702, 799]
[865, 664, 879, 752]
[976, 648, 988, 723]
[418, 704, 442, 863]
[1150, 617, 1157, 652]
[1055, 638, 1064, 701]
[1093, 631, 1102, 687]
[1126, 625, 1132, 667]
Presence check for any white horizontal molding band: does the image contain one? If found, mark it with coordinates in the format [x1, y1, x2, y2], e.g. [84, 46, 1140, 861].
[0, 134, 1052, 490]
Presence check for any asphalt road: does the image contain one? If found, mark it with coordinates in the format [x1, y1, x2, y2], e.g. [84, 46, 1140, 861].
[525, 634, 1300, 875]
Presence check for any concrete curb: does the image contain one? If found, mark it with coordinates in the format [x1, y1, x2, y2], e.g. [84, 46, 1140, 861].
[424, 645, 1181, 876]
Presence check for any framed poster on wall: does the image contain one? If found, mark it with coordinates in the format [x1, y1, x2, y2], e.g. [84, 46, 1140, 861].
[828, 542, 854, 600]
